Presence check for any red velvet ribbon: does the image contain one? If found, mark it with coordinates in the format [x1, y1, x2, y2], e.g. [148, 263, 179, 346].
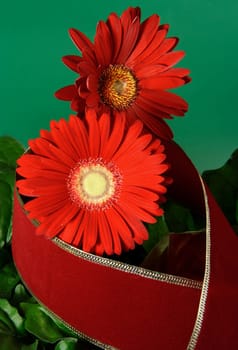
[12, 141, 238, 349]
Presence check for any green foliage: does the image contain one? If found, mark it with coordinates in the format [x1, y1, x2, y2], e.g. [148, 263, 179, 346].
[0, 136, 24, 187]
[143, 216, 169, 253]
[0, 181, 12, 248]
[54, 339, 78, 350]
[163, 200, 201, 233]
[202, 148, 238, 229]
[0, 135, 237, 349]
[0, 299, 25, 336]
[20, 303, 65, 343]
[0, 136, 24, 248]
[0, 262, 20, 299]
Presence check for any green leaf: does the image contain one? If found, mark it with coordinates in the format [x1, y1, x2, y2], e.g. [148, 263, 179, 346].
[21, 340, 39, 350]
[236, 198, 238, 224]
[202, 170, 236, 224]
[0, 263, 20, 299]
[54, 338, 78, 350]
[0, 136, 24, 189]
[40, 307, 76, 338]
[0, 181, 13, 248]
[0, 137, 24, 247]
[163, 200, 198, 233]
[0, 136, 24, 169]
[0, 299, 25, 335]
[0, 308, 16, 335]
[220, 149, 238, 189]
[20, 303, 64, 343]
[143, 216, 169, 253]
[0, 335, 39, 350]
[233, 225, 238, 234]
[202, 149, 238, 226]
[11, 284, 32, 306]
[0, 246, 11, 269]
[0, 334, 21, 349]
[55, 338, 101, 350]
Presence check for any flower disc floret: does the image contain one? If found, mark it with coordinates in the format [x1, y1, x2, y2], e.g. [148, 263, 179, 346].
[98, 65, 138, 110]
[67, 159, 122, 210]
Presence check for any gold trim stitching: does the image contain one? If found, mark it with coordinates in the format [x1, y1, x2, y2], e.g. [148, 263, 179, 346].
[15, 188, 203, 290]
[16, 160, 203, 291]
[187, 177, 211, 349]
[53, 237, 202, 289]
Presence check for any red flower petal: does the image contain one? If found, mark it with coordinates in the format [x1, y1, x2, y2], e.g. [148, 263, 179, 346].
[36, 202, 78, 238]
[77, 81, 89, 99]
[82, 211, 98, 252]
[126, 14, 160, 66]
[86, 92, 100, 107]
[116, 15, 140, 63]
[106, 12, 123, 63]
[86, 110, 100, 157]
[70, 95, 85, 113]
[136, 64, 166, 78]
[98, 112, 110, 153]
[69, 28, 94, 54]
[145, 38, 179, 65]
[17, 154, 69, 173]
[29, 137, 76, 168]
[68, 115, 90, 158]
[159, 67, 191, 77]
[72, 210, 87, 246]
[86, 74, 99, 92]
[124, 186, 159, 201]
[111, 120, 144, 161]
[142, 88, 188, 111]
[158, 50, 185, 67]
[116, 206, 149, 243]
[134, 28, 168, 64]
[17, 178, 65, 197]
[132, 103, 174, 140]
[78, 60, 97, 76]
[101, 113, 126, 159]
[94, 21, 113, 65]
[121, 6, 141, 32]
[136, 95, 173, 119]
[17, 167, 67, 181]
[62, 55, 82, 72]
[106, 207, 135, 250]
[59, 213, 82, 244]
[55, 85, 76, 101]
[140, 76, 187, 90]
[97, 213, 113, 255]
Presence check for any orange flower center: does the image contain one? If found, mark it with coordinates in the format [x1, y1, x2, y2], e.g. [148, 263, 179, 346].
[67, 159, 122, 210]
[98, 65, 138, 110]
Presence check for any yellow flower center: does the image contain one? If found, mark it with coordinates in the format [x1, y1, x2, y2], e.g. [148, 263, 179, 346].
[78, 165, 115, 205]
[68, 159, 122, 210]
[98, 65, 138, 110]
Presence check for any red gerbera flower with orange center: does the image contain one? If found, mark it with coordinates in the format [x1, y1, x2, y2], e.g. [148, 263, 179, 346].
[16, 112, 169, 256]
[55, 6, 191, 140]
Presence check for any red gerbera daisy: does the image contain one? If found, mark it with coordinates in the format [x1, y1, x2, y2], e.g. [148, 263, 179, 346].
[16, 112, 169, 256]
[55, 7, 190, 140]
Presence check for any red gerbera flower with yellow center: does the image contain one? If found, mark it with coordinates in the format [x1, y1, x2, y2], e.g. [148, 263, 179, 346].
[55, 6, 191, 140]
[16, 112, 169, 256]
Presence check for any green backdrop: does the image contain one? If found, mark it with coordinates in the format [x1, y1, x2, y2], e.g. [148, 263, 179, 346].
[1, 0, 237, 171]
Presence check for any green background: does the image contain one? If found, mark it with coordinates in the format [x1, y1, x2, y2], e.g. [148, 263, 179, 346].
[0, 0, 237, 171]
